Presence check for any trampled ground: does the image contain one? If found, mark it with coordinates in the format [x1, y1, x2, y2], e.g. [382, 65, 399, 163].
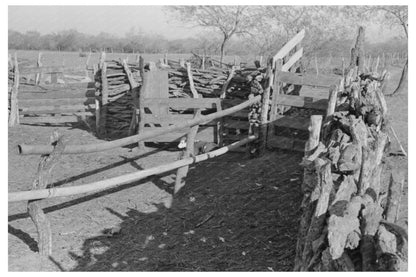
[8, 64, 408, 271]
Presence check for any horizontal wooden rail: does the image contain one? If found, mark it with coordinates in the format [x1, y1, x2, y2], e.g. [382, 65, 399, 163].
[282, 48, 303, 71]
[142, 114, 218, 125]
[142, 98, 221, 110]
[20, 113, 93, 124]
[18, 95, 261, 155]
[277, 71, 340, 88]
[19, 90, 96, 99]
[273, 94, 328, 110]
[9, 135, 257, 202]
[20, 65, 93, 75]
[19, 97, 95, 107]
[273, 29, 305, 63]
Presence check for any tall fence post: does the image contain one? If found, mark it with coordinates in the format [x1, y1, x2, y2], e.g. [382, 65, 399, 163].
[85, 51, 91, 79]
[122, 59, 139, 137]
[258, 58, 274, 156]
[98, 52, 108, 137]
[137, 56, 146, 149]
[269, 58, 283, 138]
[27, 131, 64, 266]
[174, 62, 200, 193]
[9, 53, 20, 127]
[35, 52, 42, 85]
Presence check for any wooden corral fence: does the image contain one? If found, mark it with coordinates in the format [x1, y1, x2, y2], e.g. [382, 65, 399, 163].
[10, 30, 342, 261]
[9, 53, 97, 126]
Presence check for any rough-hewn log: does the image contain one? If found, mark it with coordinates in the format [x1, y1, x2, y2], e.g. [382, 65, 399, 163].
[27, 131, 64, 258]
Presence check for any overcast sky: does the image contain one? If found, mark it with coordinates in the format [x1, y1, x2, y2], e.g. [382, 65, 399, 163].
[8, 6, 201, 39]
[9, 6, 401, 42]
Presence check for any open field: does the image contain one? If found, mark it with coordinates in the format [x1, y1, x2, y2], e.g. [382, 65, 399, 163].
[8, 50, 407, 271]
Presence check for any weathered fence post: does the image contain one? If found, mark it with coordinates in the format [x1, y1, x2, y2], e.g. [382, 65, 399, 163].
[27, 131, 64, 265]
[35, 52, 42, 85]
[122, 59, 140, 136]
[98, 52, 108, 137]
[258, 58, 274, 156]
[305, 115, 323, 155]
[349, 26, 365, 74]
[174, 62, 200, 193]
[85, 51, 91, 79]
[269, 58, 283, 138]
[137, 56, 146, 149]
[9, 53, 20, 127]
[219, 66, 236, 147]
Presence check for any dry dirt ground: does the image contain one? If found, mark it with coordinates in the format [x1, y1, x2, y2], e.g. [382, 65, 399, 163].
[8, 65, 407, 271]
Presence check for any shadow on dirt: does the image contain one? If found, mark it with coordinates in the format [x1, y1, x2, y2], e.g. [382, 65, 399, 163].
[58, 151, 304, 271]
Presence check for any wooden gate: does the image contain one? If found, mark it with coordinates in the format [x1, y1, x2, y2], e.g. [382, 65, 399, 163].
[137, 69, 222, 144]
[266, 30, 340, 151]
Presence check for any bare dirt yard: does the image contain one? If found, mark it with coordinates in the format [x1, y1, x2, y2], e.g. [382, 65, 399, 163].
[8, 65, 407, 271]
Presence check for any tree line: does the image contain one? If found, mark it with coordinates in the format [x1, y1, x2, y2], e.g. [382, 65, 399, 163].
[9, 6, 407, 61]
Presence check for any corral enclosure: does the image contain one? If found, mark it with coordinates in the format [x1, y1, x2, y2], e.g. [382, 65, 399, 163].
[8, 17, 408, 272]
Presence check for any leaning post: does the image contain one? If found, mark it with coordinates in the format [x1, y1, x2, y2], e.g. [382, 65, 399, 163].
[27, 131, 65, 267]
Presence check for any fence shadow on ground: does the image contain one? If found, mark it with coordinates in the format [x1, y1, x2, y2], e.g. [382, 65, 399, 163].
[61, 151, 305, 271]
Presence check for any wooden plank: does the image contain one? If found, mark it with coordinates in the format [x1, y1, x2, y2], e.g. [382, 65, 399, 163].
[142, 114, 218, 126]
[28, 82, 96, 90]
[273, 29, 305, 62]
[19, 97, 95, 107]
[299, 86, 329, 99]
[142, 98, 220, 110]
[20, 105, 95, 115]
[282, 47, 303, 71]
[273, 94, 328, 110]
[277, 71, 340, 88]
[20, 113, 94, 124]
[272, 116, 311, 131]
[19, 90, 96, 99]
[20, 65, 88, 75]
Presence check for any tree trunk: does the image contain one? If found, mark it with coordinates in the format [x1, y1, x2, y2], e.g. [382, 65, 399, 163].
[220, 36, 229, 66]
[391, 59, 408, 96]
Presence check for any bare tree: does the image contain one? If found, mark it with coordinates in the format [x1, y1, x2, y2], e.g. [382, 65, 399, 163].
[352, 5, 408, 95]
[378, 6, 408, 95]
[256, 6, 360, 58]
[166, 6, 255, 65]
